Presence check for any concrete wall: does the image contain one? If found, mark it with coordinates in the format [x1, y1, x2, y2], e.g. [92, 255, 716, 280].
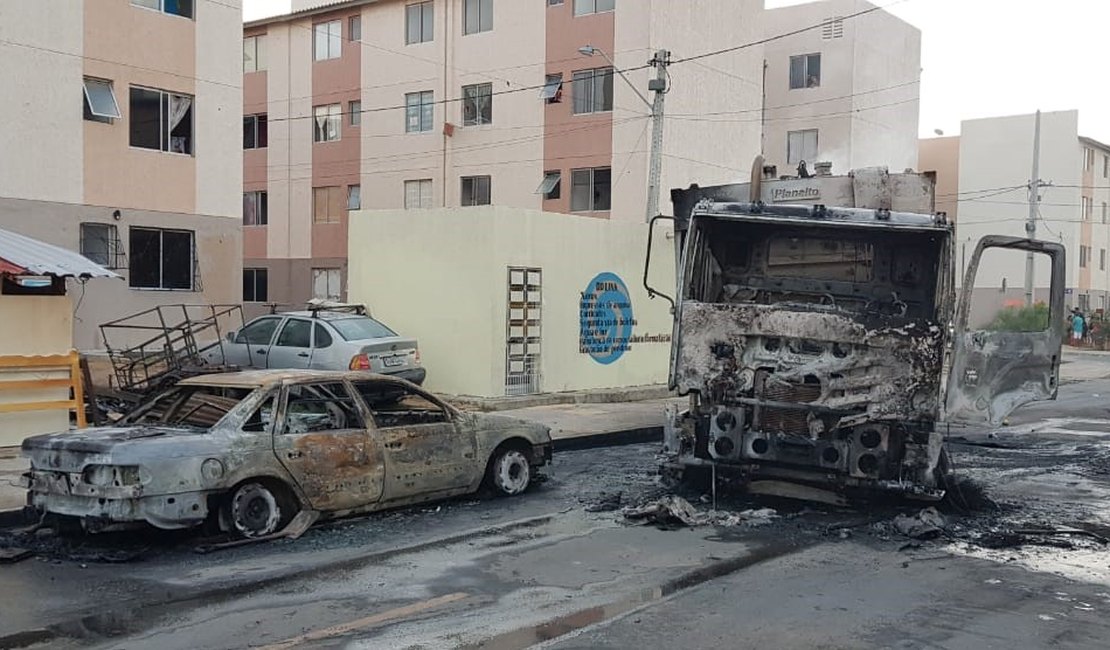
[0, 294, 74, 446]
[347, 206, 676, 397]
[762, 0, 920, 176]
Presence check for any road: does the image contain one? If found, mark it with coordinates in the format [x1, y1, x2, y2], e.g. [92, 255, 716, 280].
[4, 374, 1110, 648]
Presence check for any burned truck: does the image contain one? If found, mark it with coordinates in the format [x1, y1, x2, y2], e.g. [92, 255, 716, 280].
[650, 166, 1065, 502]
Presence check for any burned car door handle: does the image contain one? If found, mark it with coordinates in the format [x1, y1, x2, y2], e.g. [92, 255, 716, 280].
[286, 450, 303, 459]
[385, 441, 403, 450]
[297, 352, 310, 358]
[256, 349, 267, 355]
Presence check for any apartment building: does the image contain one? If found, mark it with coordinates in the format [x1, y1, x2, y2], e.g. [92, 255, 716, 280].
[0, 0, 243, 350]
[920, 110, 1110, 320]
[761, 0, 920, 177]
[242, 0, 763, 312]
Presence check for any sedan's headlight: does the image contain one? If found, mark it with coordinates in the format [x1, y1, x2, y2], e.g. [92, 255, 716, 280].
[82, 465, 142, 487]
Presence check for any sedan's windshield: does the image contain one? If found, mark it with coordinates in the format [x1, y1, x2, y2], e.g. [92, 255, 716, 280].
[330, 317, 397, 341]
[123, 386, 254, 429]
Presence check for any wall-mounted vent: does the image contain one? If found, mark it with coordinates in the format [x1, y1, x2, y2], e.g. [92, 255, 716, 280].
[822, 17, 845, 39]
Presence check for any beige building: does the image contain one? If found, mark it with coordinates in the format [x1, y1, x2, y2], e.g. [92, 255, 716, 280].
[761, 0, 921, 177]
[920, 110, 1110, 321]
[242, 0, 763, 315]
[0, 0, 243, 350]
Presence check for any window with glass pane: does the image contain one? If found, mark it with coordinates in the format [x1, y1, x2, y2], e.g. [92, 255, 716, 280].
[129, 227, 194, 290]
[405, 91, 434, 132]
[463, 0, 493, 34]
[406, 1, 434, 44]
[570, 167, 610, 211]
[349, 100, 361, 126]
[537, 171, 561, 199]
[131, 0, 193, 19]
[540, 73, 563, 103]
[789, 53, 821, 89]
[314, 20, 342, 60]
[347, 185, 361, 210]
[787, 129, 818, 164]
[349, 15, 361, 41]
[574, 0, 614, 15]
[462, 83, 493, 126]
[80, 223, 120, 267]
[243, 191, 268, 226]
[313, 186, 345, 224]
[83, 78, 120, 123]
[243, 36, 266, 73]
[130, 86, 192, 154]
[243, 114, 267, 149]
[312, 268, 343, 301]
[461, 176, 491, 206]
[572, 68, 613, 114]
[405, 179, 434, 209]
[243, 268, 268, 302]
[313, 104, 341, 142]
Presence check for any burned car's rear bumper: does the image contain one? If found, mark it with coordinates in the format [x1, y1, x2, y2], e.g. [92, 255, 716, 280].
[22, 472, 211, 530]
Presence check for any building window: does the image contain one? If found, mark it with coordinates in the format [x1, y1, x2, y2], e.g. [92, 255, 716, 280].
[83, 78, 121, 124]
[243, 268, 268, 302]
[572, 67, 613, 114]
[243, 114, 268, 149]
[461, 176, 491, 206]
[1103, 202, 1108, 224]
[406, 1, 434, 44]
[129, 227, 194, 290]
[1104, 154, 1109, 178]
[462, 83, 493, 126]
[787, 129, 819, 164]
[313, 186, 346, 224]
[405, 91, 434, 132]
[574, 0, 614, 16]
[129, 87, 193, 154]
[243, 191, 268, 226]
[243, 35, 266, 73]
[537, 171, 561, 200]
[570, 167, 611, 212]
[347, 185, 361, 210]
[79, 223, 123, 269]
[313, 104, 342, 142]
[541, 73, 563, 103]
[1080, 245, 1089, 268]
[1083, 196, 1092, 221]
[789, 53, 821, 89]
[548, 0, 564, 5]
[1101, 249, 1106, 272]
[314, 20, 342, 60]
[821, 17, 844, 39]
[349, 15, 361, 41]
[131, 0, 193, 19]
[405, 179, 434, 208]
[349, 100, 361, 126]
[463, 0, 493, 34]
[312, 268, 342, 301]
[1083, 147, 1095, 171]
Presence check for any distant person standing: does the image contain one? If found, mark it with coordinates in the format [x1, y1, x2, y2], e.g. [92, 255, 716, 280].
[1071, 308, 1086, 345]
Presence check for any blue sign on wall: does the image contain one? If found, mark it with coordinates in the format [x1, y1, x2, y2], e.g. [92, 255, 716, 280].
[579, 272, 636, 365]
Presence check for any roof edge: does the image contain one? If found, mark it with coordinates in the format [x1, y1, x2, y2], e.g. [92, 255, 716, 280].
[244, 0, 382, 28]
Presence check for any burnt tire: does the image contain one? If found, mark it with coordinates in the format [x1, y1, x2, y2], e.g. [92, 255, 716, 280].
[485, 448, 532, 497]
[225, 481, 295, 539]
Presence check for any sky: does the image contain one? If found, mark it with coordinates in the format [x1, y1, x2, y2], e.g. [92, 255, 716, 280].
[243, 0, 1110, 141]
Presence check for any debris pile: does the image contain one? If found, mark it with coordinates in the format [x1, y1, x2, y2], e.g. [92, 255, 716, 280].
[621, 495, 779, 529]
[892, 507, 947, 540]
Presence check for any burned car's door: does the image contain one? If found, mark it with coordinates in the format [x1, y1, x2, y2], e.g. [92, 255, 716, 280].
[945, 236, 1066, 426]
[351, 379, 478, 500]
[272, 381, 385, 511]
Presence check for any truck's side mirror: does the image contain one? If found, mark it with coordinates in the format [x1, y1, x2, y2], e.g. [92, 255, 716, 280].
[644, 215, 677, 313]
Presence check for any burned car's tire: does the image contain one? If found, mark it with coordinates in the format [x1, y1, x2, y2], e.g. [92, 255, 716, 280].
[485, 447, 532, 497]
[226, 481, 296, 538]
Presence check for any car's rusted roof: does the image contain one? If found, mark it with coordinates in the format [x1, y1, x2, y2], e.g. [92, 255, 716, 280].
[178, 369, 400, 388]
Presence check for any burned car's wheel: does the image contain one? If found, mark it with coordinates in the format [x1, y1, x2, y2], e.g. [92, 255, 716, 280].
[226, 481, 294, 538]
[486, 448, 531, 496]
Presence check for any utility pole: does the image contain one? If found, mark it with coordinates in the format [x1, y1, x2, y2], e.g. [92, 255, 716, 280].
[645, 49, 671, 223]
[1024, 109, 1042, 306]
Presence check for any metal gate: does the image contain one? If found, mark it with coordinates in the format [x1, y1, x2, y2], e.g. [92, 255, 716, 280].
[505, 267, 541, 396]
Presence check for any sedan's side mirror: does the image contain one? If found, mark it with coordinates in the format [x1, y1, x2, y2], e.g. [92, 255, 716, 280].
[227, 331, 237, 342]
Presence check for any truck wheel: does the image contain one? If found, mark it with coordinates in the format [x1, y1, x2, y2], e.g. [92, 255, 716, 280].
[486, 447, 532, 496]
[226, 481, 294, 539]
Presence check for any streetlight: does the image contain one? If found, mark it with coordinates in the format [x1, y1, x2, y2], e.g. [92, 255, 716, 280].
[579, 44, 670, 222]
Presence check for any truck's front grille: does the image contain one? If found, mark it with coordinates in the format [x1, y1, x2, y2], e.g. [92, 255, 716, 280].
[754, 371, 821, 436]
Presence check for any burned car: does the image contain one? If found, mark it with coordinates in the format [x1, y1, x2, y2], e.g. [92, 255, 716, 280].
[21, 371, 552, 537]
[652, 169, 1065, 502]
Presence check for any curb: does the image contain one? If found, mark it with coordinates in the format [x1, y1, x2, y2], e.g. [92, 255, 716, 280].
[553, 426, 663, 451]
[0, 514, 555, 650]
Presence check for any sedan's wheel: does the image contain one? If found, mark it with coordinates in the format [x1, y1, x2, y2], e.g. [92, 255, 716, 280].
[228, 482, 284, 538]
[489, 449, 531, 496]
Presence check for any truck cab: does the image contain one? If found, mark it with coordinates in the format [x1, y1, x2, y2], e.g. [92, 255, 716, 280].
[656, 167, 1065, 501]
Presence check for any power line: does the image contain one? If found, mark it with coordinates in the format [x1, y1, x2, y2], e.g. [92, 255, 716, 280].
[667, 79, 921, 118]
[666, 97, 919, 124]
